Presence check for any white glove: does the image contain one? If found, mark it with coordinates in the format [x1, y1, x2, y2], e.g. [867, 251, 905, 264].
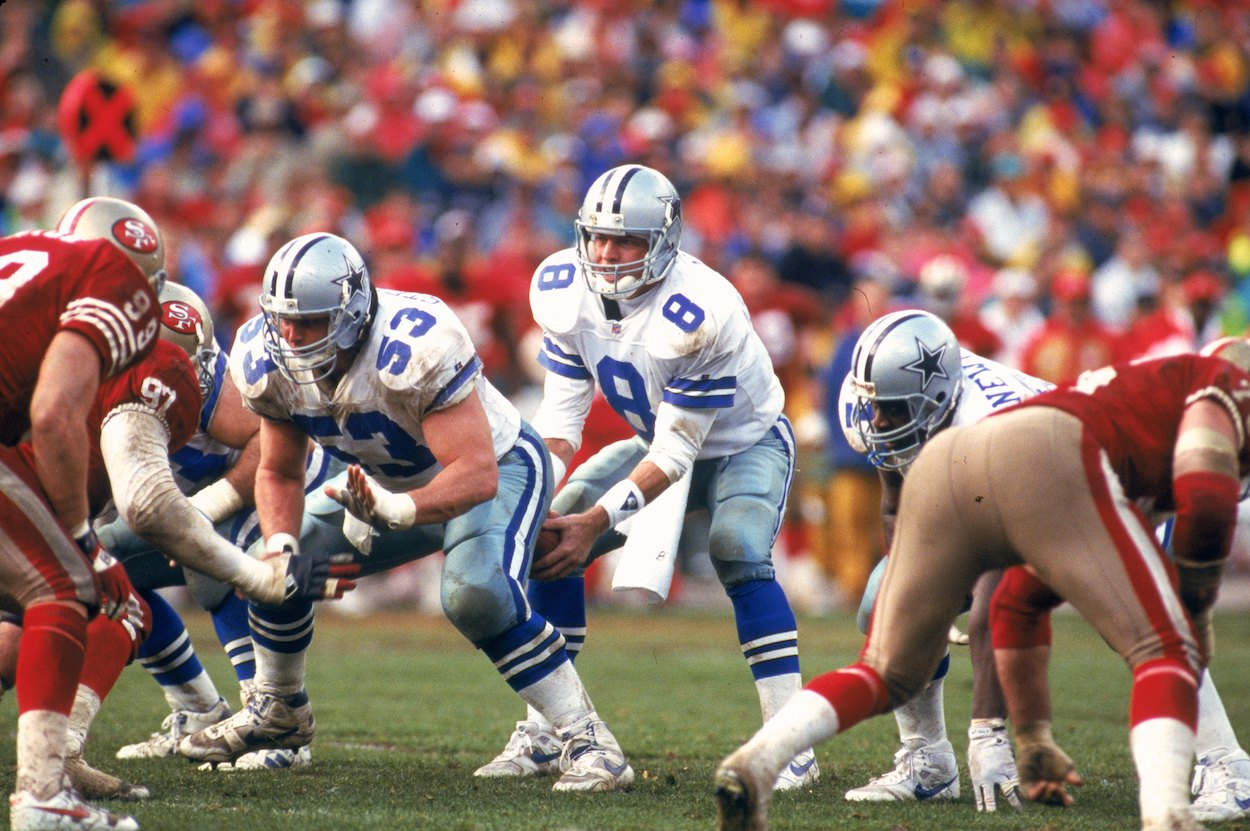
[325, 465, 416, 532]
[968, 719, 1023, 812]
[949, 623, 970, 645]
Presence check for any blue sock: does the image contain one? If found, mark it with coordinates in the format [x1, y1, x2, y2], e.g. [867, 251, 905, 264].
[211, 592, 255, 683]
[479, 614, 568, 693]
[728, 579, 800, 680]
[249, 600, 315, 655]
[527, 577, 586, 661]
[137, 589, 207, 687]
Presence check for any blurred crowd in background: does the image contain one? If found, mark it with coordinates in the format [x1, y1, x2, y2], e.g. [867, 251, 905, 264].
[4, 0, 1250, 613]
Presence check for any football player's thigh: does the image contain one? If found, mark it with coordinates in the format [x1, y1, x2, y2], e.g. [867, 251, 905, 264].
[1021, 460, 1189, 669]
[704, 437, 790, 576]
[863, 428, 990, 698]
[552, 438, 647, 514]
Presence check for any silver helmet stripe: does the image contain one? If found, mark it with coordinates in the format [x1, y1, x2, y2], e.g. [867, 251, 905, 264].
[268, 233, 331, 305]
[594, 164, 643, 216]
[853, 311, 928, 385]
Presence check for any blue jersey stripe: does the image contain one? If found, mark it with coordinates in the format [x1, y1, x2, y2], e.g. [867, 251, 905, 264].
[430, 354, 482, 410]
[539, 351, 593, 380]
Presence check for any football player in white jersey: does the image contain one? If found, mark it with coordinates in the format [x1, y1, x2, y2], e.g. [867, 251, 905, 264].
[506, 164, 816, 791]
[839, 311, 1248, 817]
[836, 309, 1048, 811]
[100, 282, 339, 770]
[178, 232, 633, 792]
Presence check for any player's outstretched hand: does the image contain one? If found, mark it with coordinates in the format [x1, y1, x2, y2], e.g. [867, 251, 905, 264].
[325, 464, 417, 531]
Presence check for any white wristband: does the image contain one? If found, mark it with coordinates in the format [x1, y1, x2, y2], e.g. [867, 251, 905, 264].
[595, 480, 646, 529]
[188, 478, 244, 525]
[549, 455, 567, 486]
[265, 533, 299, 558]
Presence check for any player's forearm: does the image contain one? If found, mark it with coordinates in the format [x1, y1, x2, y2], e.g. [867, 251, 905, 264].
[995, 645, 1052, 726]
[410, 456, 499, 524]
[255, 466, 309, 538]
[101, 412, 275, 595]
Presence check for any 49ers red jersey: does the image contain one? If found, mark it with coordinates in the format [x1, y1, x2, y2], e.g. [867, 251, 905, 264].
[1013, 354, 1250, 512]
[83, 340, 201, 515]
[0, 231, 160, 444]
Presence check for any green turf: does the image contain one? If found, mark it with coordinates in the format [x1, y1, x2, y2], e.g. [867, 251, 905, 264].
[6, 606, 1249, 831]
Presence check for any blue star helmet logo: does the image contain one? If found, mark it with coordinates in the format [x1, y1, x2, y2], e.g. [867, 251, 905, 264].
[334, 260, 367, 297]
[901, 337, 951, 392]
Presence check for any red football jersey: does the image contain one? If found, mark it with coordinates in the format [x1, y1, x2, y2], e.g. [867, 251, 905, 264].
[1014, 354, 1250, 512]
[0, 231, 160, 444]
[82, 339, 201, 514]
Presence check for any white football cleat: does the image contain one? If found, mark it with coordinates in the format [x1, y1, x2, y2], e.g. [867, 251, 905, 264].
[773, 748, 819, 791]
[845, 740, 960, 802]
[115, 697, 233, 759]
[180, 689, 314, 765]
[474, 721, 562, 778]
[1191, 748, 1250, 822]
[967, 722, 1022, 811]
[10, 789, 138, 831]
[552, 716, 635, 792]
[198, 744, 312, 772]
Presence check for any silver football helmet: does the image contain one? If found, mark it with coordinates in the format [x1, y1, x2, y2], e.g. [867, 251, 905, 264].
[259, 232, 374, 384]
[56, 196, 167, 293]
[845, 309, 963, 470]
[575, 164, 682, 298]
[158, 282, 215, 399]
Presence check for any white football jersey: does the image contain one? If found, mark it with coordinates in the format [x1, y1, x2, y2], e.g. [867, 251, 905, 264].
[230, 289, 521, 492]
[530, 248, 784, 457]
[171, 344, 239, 495]
[948, 349, 1053, 428]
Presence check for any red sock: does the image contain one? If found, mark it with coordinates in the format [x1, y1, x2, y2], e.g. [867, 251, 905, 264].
[1130, 658, 1198, 729]
[77, 615, 135, 701]
[805, 663, 889, 732]
[17, 604, 86, 715]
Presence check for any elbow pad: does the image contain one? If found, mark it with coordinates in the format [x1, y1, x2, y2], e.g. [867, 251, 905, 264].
[990, 567, 1063, 650]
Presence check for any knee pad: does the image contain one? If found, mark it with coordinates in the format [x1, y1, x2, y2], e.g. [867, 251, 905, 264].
[440, 555, 523, 644]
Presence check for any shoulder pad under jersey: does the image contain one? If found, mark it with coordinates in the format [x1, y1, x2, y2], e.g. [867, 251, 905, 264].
[530, 248, 585, 335]
[227, 313, 281, 409]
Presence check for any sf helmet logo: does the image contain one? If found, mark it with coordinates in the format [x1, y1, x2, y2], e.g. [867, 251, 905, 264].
[162, 300, 201, 334]
[111, 217, 159, 255]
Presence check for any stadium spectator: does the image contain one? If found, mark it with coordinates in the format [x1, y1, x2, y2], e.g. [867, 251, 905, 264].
[978, 267, 1045, 370]
[1020, 269, 1123, 385]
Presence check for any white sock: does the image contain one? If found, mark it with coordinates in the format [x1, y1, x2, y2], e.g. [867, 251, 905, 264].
[66, 685, 101, 757]
[1195, 671, 1240, 763]
[1131, 717, 1195, 824]
[518, 662, 591, 731]
[16, 710, 69, 799]
[895, 676, 947, 748]
[161, 670, 222, 714]
[253, 643, 307, 696]
[737, 690, 838, 780]
[756, 672, 804, 723]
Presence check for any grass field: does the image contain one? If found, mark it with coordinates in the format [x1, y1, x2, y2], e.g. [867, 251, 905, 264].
[5, 605, 1249, 831]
